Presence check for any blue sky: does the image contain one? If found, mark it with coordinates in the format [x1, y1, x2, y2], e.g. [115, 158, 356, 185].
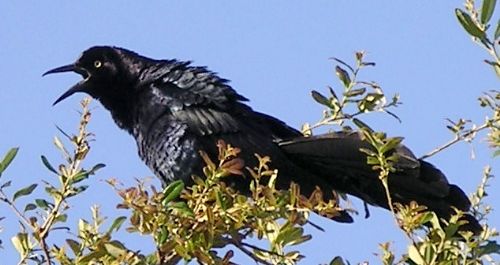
[1, 1, 498, 264]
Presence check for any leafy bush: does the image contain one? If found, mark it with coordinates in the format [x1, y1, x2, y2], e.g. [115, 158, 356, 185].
[0, 1, 499, 264]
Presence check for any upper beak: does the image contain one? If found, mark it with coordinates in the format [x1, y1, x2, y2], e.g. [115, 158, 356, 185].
[43, 64, 89, 105]
[43, 64, 78, 76]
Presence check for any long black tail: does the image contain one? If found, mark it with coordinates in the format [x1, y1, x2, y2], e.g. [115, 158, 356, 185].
[278, 132, 481, 233]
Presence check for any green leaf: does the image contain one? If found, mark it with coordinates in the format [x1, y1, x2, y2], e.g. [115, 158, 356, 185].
[145, 255, 159, 265]
[311, 90, 331, 107]
[1, 180, 12, 189]
[216, 190, 228, 210]
[13, 184, 37, 201]
[444, 222, 461, 238]
[66, 239, 81, 256]
[169, 201, 194, 217]
[276, 225, 298, 246]
[366, 157, 379, 166]
[107, 216, 127, 234]
[88, 163, 105, 175]
[71, 170, 89, 184]
[359, 148, 377, 156]
[481, 0, 496, 24]
[24, 203, 37, 212]
[291, 234, 312, 246]
[455, 8, 486, 39]
[352, 118, 374, 133]
[105, 241, 127, 258]
[71, 164, 104, 184]
[54, 213, 68, 223]
[40, 155, 58, 174]
[68, 185, 89, 197]
[495, 19, 500, 40]
[418, 212, 435, 226]
[162, 180, 184, 205]
[157, 227, 169, 246]
[344, 87, 366, 97]
[77, 185, 89, 193]
[330, 256, 346, 265]
[35, 199, 52, 210]
[0, 147, 19, 176]
[380, 137, 403, 154]
[477, 240, 500, 256]
[45, 185, 60, 197]
[78, 250, 106, 263]
[358, 93, 384, 112]
[335, 66, 351, 88]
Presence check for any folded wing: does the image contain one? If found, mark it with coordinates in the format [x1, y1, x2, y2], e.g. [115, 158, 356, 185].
[278, 132, 479, 231]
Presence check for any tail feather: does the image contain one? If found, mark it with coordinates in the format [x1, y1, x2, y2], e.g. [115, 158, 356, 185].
[278, 132, 480, 233]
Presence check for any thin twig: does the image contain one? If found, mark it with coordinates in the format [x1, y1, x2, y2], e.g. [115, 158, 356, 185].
[1, 190, 56, 264]
[227, 237, 273, 265]
[232, 243, 272, 265]
[420, 123, 490, 160]
[40, 239, 52, 265]
[0, 191, 34, 230]
[305, 111, 364, 134]
[380, 174, 428, 265]
[240, 242, 286, 259]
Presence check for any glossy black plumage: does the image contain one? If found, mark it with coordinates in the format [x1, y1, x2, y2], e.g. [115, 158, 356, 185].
[44, 46, 480, 230]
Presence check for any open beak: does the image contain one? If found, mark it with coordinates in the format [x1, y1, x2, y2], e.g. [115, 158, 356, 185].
[43, 64, 78, 76]
[43, 64, 89, 105]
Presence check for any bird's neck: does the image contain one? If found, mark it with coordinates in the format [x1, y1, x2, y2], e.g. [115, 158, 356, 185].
[93, 85, 136, 134]
[105, 99, 135, 133]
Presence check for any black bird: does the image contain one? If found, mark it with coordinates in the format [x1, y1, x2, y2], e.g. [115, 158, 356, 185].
[44, 46, 480, 230]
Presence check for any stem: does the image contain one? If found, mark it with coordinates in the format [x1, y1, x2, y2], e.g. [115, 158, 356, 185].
[306, 111, 364, 133]
[40, 239, 52, 265]
[16, 257, 28, 265]
[420, 123, 489, 160]
[380, 174, 428, 265]
[0, 190, 35, 230]
[302, 64, 361, 135]
[0, 190, 56, 265]
[240, 241, 286, 259]
[37, 195, 67, 264]
[428, 236, 447, 265]
[228, 238, 273, 265]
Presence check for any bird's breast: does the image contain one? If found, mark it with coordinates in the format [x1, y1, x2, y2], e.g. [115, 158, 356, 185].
[135, 118, 202, 186]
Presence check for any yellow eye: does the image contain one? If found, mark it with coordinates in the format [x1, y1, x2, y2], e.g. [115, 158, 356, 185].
[94, 60, 102, 68]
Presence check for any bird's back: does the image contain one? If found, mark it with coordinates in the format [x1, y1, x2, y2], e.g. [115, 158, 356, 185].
[129, 59, 317, 193]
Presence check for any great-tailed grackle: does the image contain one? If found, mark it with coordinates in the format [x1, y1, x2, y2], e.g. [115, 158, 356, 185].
[44, 46, 480, 230]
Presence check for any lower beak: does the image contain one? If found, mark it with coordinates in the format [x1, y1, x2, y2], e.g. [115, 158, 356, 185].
[52, 83, 85, 106]
[43, 64, 89, 105]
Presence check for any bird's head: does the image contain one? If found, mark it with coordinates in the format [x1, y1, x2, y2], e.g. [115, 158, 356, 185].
[44, 46, 139, 105]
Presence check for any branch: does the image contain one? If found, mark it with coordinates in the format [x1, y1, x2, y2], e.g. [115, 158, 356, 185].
[0, 190, 34, 230]
[420, 122, 490, 160]
[228, 238, 273, 265]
